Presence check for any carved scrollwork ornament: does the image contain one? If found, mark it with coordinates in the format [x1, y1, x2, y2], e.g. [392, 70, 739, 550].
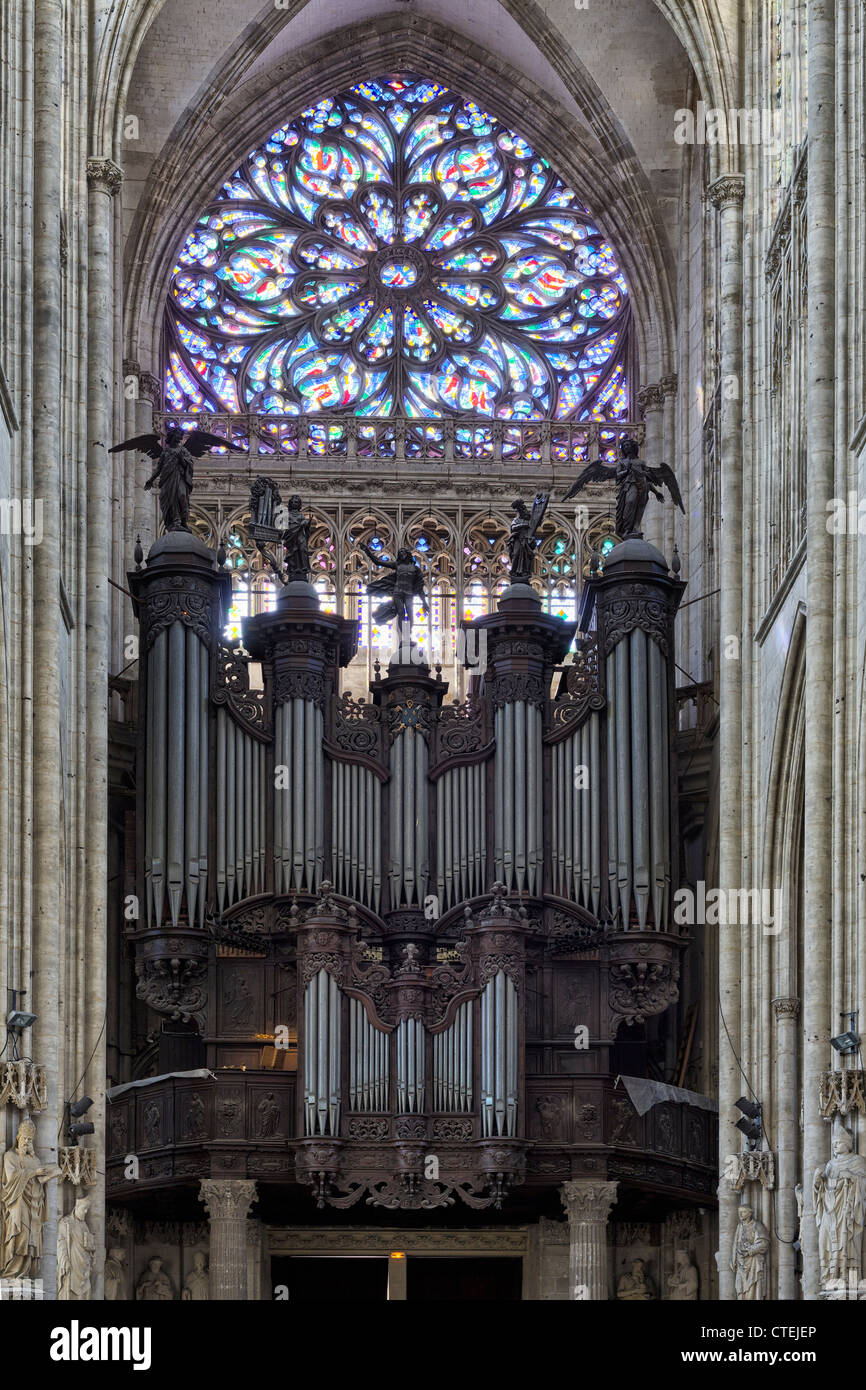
[143, 583, 217, 651]
[212, 643, 268, 732]
[608, 960, 679, 1031]
[134, 957, 207, 1028]
[273, 670, 325, 708]
[333, 692, 381, 755]
[490, 670, 547, 710]
[602, 591, 672, 658]
[436, 698, 485, 755]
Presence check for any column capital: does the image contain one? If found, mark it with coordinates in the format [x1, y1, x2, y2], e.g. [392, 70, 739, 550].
[559, 1179, 618, 1224]
[86, 157, 123, 197]
[199, 1178, 257, 1221]
[772, 996, 800, 1020]
[637, 382, 665, 414]
[659, 374, 678, 397]
[707, 173, 745, 209]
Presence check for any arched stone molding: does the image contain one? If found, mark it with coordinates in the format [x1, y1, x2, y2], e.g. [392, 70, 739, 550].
[758, 601, 806, 1301]
[121, 11, 678, 395]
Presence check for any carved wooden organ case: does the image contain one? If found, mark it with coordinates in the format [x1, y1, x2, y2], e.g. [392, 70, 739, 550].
[120, 531, 716, 1214]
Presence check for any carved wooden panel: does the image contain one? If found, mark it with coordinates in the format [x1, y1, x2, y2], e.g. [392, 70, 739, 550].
[216, 961, 264, 1035]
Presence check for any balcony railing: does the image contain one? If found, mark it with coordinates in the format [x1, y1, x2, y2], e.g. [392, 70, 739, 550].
[155, 412, 644, 468]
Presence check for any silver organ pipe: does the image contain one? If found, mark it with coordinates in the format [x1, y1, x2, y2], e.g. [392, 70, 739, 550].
[493, 699, 542, 896]
[145, 621, 215, 928]
[302, 968, 341, 1137]
[435, 763, 487, 909]
[601, 634, 671, 930]
[348, 998, 389, 1111]
[272, 697, 324, 895]
[432, 1002, 473, 1112]
[480, 971, 518, 1137]
[550, 713, 602, 914]
[329, 760, 382, 909]
[215, 706, 267, 909]
[396, 1017, 426, 1113]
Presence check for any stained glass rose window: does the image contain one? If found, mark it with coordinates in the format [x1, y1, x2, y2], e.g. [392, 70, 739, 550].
[165, 74, 632, 421]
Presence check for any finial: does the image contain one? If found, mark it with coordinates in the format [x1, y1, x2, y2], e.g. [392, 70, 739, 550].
[671, 543, 681, 576]
[217, 541, 226, 567]
[134, 534, 143, 570]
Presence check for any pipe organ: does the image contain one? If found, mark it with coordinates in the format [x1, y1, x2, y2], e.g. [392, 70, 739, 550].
[119, 525, 716, 1224]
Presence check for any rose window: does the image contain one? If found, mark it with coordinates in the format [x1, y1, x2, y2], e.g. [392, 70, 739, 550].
[165, 74, 632, 420]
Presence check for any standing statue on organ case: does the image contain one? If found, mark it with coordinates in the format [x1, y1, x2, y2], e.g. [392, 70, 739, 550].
[562, 436, 684, 538]
[109, 427, 244, 533]
[507, 492, 549, 584]
[361, 542, 429, 640]
[248, 477, 312, 584]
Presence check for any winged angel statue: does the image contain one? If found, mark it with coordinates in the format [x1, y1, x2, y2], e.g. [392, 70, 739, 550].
[109, 427, 244, 533]
[563, 436, 684, 538]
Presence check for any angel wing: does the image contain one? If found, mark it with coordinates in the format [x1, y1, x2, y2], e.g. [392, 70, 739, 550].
[184, 430, 246, 458]
[108, 433, 163, 460]
[561, 460, 617, 502]
[648, 462, 685, 512]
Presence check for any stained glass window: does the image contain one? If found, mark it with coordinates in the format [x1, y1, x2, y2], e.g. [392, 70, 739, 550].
[165, 73, 632, 421]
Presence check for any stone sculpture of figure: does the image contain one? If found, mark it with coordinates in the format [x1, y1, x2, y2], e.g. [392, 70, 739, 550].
[104, 1247, 128, 1301]
[562, 436, 684, 538]
[616, 1257, 654, 1301]
[731, 1204, 769, 1300]
[109, 427, 243, 533]
[507, 493, 548, 584]
[257, 1092, 281, 1138]
[813, 1122, 866, 1286]
[181, 1252, 209, 1301]
[361, 542, 428, 638]
[667, 1250, 699, 1300]
[136, 1255, 175, 1301]
[0, 1118, 61, 1278]
[57, 1194, 95, 1300]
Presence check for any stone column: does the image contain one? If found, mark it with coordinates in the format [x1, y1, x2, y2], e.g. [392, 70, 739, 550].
[660, 375, 679, 566]
[199, 1180, 257, 1300]
[773, 997, 800, 1299]
[801, 0, 836, 1303]
[707, 170, 746, 1301]
[31, 0, 65, 1300]
[560, 1181, 618, 1300]
[637, 382, 665, 551]
[85, 152, 123, 1302]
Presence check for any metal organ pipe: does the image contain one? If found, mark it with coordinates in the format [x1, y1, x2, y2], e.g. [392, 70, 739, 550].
[630, 630, 650, 929]
[614, 641, 633, 928]
[166, 621, 185, 924]
[149, 628, 167, 927]
[184, 627, 200, 926]
[480, 972, 519, 1137]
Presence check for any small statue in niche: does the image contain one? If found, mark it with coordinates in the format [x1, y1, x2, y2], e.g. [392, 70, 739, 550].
[136, 1255, 175, 1301]
[110, 428, 243, 533]
[506, 493, 548, 584]
[142, 1101, 161, 1148]
[57, 1194, 96, 1300]
[562, 436, 684, 539]
[361, 541, 428, 641]
[667, 1250, 699, 1300]
[813, 1121, 866, 1287]
[731, 1204, 770, 1300]
[257, 1092, 281, 1138]
[396, 943, 422, 975]
[104, 1247, 128, 1301]
[0, 1118, 61, 1278]
[181, 1252, 209, 1301]
[184, 1091, 206, 1140]
[224, 974, 254, 1028]
[616, 1257, 654, 1301]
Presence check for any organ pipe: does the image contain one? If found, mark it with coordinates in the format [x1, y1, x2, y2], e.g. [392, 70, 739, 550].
[480, 971, 518, 1138]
